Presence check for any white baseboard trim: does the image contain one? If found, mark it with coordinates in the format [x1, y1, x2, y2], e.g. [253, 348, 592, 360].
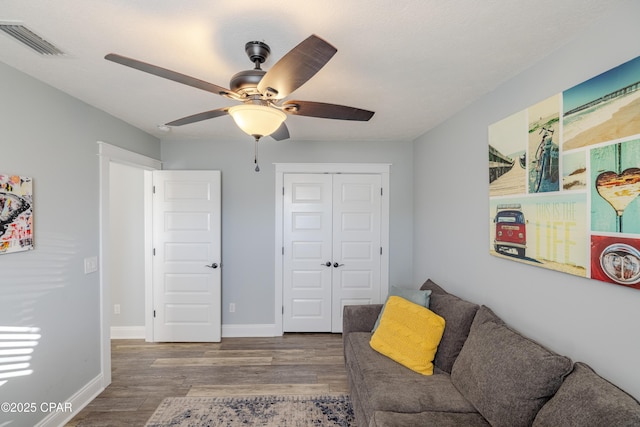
[110, 324, 282, 340]
[110, 326, 145, 339]
[35, 373, 104, 427]
[222, 323, 281, 337]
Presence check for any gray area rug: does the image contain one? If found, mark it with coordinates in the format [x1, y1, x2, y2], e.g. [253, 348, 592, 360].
[145, 394, 356, 426]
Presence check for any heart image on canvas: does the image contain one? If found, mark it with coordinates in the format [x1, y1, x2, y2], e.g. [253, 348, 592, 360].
[595, 168, 640, 216]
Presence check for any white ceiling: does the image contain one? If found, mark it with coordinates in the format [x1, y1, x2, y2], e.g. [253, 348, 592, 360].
[0, 1, 624, 143]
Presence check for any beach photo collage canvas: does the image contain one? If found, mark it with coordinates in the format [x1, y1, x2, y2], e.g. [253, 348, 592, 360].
[488, 55, 640, 290]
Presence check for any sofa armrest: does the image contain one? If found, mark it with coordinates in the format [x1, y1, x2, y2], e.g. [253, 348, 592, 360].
[343, 304, 383, 335]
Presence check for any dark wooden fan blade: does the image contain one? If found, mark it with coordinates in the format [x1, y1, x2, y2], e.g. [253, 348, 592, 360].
[270, 122, 290, 141]
[165, 108, 229, 126]
[105, 53, 234, 97]
[257, 35, 337, 100]
[283, 101, 374, 121]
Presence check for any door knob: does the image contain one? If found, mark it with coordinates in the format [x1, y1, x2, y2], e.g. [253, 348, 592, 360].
[321, 261, 332, 267]
[205, 263, 219, 269]
[333, 262, 344, 268]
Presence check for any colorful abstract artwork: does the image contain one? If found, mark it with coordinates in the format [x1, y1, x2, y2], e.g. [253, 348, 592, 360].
[0, 174, 34, 254]
[489, 55, 640, 290]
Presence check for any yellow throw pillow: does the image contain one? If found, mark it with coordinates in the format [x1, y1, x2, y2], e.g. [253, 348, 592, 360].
[370, 295, 445, 375]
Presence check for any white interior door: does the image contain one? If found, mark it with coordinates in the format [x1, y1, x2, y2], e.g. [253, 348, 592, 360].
[283, 174, 333, 332]
[282, 173, 382, 333]
[331, 174, 382, 332]
[152, 170, 221, 342]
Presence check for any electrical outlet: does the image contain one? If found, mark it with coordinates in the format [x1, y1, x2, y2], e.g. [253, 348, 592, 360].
[114, 304, 120, 315]
[229, 303, 236, 313]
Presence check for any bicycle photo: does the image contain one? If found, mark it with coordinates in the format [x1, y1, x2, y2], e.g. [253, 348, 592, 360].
[529, 125, 559, 193]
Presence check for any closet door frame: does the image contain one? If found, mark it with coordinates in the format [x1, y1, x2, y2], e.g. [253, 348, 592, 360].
[275, 163, 390, 335]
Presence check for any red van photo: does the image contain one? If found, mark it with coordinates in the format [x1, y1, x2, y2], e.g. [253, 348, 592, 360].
[494, 203, 527, 258]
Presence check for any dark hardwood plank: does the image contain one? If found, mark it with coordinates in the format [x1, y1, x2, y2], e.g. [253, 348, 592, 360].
[65, 333, 348, 426]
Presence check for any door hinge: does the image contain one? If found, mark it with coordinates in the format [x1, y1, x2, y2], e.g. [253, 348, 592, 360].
[282, 186, 285, 195]
[381, 187, 383, 196]
[282, 306, 284, 314]
[152, 185, 156, 194]
[380, 247, 383, 255]
[153, 248, 156, 256]
[282, 246, 284, 255]
[153, 310, 156, 318]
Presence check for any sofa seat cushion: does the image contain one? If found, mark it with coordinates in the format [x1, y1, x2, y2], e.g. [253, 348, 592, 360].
[533, 362, 640, 427]
[370, 410, 491, 427]
[451, 321, 572, 427]
[345, 332, 478, 415]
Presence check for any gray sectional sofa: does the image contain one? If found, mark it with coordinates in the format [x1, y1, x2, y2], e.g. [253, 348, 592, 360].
[343, 279, 640, 426]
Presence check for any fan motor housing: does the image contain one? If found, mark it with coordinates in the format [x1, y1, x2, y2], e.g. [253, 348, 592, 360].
[229, 41, 271, 95]
[230, 69, 266, 95]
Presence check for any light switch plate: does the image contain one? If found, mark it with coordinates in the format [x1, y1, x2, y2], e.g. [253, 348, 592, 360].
[84, 256, 98, 274]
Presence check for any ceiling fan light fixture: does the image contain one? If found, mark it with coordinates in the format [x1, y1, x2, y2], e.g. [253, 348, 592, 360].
[228, 104, 286, 138]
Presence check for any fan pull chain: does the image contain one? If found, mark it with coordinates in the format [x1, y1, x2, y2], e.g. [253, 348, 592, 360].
[254, 138, 260, 172]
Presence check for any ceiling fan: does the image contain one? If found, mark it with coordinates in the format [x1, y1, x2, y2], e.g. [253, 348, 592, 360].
[105, 34, 374, 148]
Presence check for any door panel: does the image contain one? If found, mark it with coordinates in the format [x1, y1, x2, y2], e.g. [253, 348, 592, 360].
[331, 174, 382, 332]
[153, 170, 221, 342]
[283, 174, 333, 332]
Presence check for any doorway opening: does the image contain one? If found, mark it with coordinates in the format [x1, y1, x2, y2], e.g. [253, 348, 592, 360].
[98, 142, 161, 387]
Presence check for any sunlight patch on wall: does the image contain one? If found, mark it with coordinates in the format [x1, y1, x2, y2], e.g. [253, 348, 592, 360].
[0, 326, 40, 387]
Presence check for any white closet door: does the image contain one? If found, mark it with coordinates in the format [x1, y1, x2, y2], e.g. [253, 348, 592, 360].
[283, 174, 333, 332]
[331, 174, 382, 332]
[282, 173, 382, 333]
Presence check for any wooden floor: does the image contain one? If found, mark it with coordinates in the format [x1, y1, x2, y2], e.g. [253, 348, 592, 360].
[65, 333, 349, 426]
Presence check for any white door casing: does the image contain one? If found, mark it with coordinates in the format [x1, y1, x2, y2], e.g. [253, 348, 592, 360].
[152, 170, 222, 342]
[281, 169, 386, 333]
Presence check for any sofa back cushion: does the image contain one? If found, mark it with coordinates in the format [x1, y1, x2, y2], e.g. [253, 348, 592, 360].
[451, 321, 572, 427]
[470, 305, 505, 331]
[533, 362, 640, 427]
[420, 278, 449, 295]
[427, 292, 479, 373]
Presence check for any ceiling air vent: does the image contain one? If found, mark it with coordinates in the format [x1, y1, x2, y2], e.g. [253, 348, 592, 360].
[0, 23, 65, 56]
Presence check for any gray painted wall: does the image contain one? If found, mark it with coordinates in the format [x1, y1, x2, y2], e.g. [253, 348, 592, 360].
[0, 61, 159, 426]
[413, 0, 640, 399]
[161, 138, 414, 325]
[110, 162, 146, 328]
